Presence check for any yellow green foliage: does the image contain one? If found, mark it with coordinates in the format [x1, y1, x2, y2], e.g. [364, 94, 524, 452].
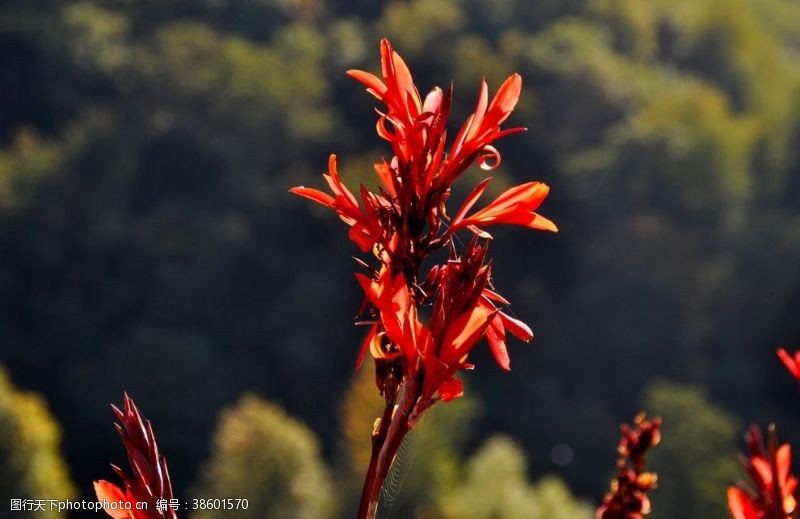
[644, 380, 740, 519]
[0, 366, 76, 518]
[191, 393, 336, 519]
[438, 436, 594, 519]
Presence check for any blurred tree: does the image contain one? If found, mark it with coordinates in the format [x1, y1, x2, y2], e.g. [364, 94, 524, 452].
[438, 436, 594, 519]
[0, 1, 799, 517]
[643, 380, 740, 519]
[0, 366, 76, 517]
[191, 393, 337, 519]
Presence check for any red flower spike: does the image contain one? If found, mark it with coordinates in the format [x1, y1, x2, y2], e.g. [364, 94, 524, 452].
[450, 181, 558, 235]
[291, 39, 557, 519]
[727, 424, 798, 519]
[778, 348, 800, 382]
[94, 393, 177, 519]
[597, 412, 662, 519]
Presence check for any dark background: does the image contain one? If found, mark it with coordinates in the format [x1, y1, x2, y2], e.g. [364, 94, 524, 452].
[1, 0, 800, 517]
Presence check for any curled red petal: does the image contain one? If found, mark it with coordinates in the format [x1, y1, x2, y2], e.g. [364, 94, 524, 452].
[478, 145, 501, 171]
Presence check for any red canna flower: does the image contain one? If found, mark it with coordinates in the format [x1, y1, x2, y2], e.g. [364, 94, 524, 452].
[291, 38, 556, 519]
[597, 412, 662, 519]
[778, 348, 800, 382]
[727, 424, 798, 519]
[94, 393, 177, 519]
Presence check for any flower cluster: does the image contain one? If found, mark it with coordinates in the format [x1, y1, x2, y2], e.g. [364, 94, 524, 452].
[597, 412, 662, 519]
[291, 38, 554, 408]
[291, 38, 555, 518]
[727, 424, 798, 519]
[94, 393, 177, 519]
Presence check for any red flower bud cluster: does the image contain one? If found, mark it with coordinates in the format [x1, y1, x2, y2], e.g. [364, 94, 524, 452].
[94, 393, 177, 519]
[291, 37, 555, 409]
[597, 412, 662, 519]
[727, 424, 798, 519]
[291, 38, 556, 519]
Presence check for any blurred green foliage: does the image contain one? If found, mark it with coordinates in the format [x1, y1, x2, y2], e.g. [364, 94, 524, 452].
[0, 0, 799, 516]
[0, 366, 75, 517]
[644, 380, 740, 519]
[190, 393, 336, 519]
[438, 436, 594, 519]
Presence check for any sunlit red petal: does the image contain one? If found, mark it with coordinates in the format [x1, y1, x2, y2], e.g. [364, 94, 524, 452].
[349, 225, 376, 252]
[438, 376, 464, 402]
[485, 316, 511, 371]
[752, 456, 773, 488]
[496, 210, 559, 232]
[486, 73, 522, 126]
[451, 177, 491, 227]
[727, 486, 760, 519]
[441, 304, 497, 363]
[778, 348, 800, 380]
[477, 145, 501, 171]
[94, 481, 134, 519]
[289, 186, 334, 207]
[777, 443, 793, 488]
[346, 69, 388, 99]
[498, 311, 533, 342]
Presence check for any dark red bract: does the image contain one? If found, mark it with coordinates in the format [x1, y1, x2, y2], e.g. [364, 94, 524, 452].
[597, 412, 662, 519]
[94, 393, 177, 519]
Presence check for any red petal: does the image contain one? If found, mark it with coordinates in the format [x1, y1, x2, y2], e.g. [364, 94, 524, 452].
[441, 304, 497, 363]
[451, 177, 492, 229]
[94, 481, 134, 519]
[486, 73, 522, 126]
[777, 443, 793, 487]
[752, 456, 773, 487]
[486, 316, 511, 371]
[348, 225, 376, 252]
[464, 79, 489, 141]
[499, 211, 559, 232]
[438, 376, 464, 402]
[727, 486, 760, 519]
[482, 288, 510, 306]
[355, 273, 379, 306]
[778, 348, 800, 380]
[326, 154, 359, 207]
[346, 69, 388, 99]
[289, 187, 334, 207]
[477, 145, 501, 171]
[499, 311, 533, 342]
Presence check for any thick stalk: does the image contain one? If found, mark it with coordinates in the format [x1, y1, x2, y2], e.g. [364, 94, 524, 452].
[357, 380, 416, 519]
[357, 402, 394, 519]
